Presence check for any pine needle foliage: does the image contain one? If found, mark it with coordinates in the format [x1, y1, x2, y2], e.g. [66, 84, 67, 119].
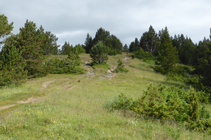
[90, 41, 108, 64]
[108, 84, 211, 132]
[0, 45, 27, 87]
[114, 59, 129, 73]
[155, 27, 179, 74]
[46, 50, 86, 74]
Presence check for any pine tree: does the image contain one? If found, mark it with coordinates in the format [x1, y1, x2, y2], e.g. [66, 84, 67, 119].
[140, 25, 159, 55]
[172, 34, 196, 65]
[155, 27, 179, 74]
[123, 44, 129, 52]
[84, 33, 93, 53]
[197, 40, 211, 88]
[60, 42, 74, 55]
[0, 45, 27, 87]
[39, 26, 59, 55]
[129, 38, 139, 52]
[104, 35, 123, 54]
[90, 41, 108, 64]
[0, 14, 14, 45]
[93, 27, 110, 45]
[17, 20, 47, 78]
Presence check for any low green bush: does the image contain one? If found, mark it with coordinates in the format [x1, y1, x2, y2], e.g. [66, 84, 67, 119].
[114, 59, 129, 73]
[91, 62, 110, 70]
[107, 84, 211, 132]
[46, 58, 86, 74]
[108, 49, 117, 56]
[134, 48, 154, 60]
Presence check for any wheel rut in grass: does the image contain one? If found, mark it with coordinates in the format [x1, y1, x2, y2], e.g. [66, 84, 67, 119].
[0, 55, 130, 111]
[0, 80, 56, 111]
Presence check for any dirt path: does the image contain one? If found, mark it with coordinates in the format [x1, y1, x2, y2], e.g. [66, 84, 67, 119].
[0, 105, 16, 110]
[83, 61, 95, 78]
[0, 80, 56, 111]
[40, 80, 55, 90]
[0, 55, 130, 111]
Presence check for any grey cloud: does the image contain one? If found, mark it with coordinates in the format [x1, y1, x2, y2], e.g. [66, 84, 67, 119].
[1, 0, 211, 46]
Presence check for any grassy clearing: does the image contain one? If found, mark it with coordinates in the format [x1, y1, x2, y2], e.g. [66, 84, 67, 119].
[0, 53, 210, 139]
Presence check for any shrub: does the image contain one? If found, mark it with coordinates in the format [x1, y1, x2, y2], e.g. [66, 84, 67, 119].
[114, 59, 129, 73]
[108, 84, 211, 132]
[74, 44, 85, 54]
[26, 59, 48, 78]
[108, 49, 117, 55]
[46, 51, 86, 74]
[134, 48, 154, 60]
[90, 41, 108, 64]
[46, 58, 86, 74]
[106, 93, 133, 111]
[0, 45, 27, 87]
[91, 62, 110, 70]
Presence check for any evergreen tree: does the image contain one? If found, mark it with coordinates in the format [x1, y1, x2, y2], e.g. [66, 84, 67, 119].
[39, 27, 59, 55]
[0, 14, 14, 45]
[155, 27, 179, 74]
[74, 44, 85, 54]
[123, 44, 129, 52]
[198, 47, 211, 88]
[84, 33, 93, 53]
[0, 45, 27, 87]
[17, 20, 48, 78]
[140, 25, 159, 55]
[129, 38, 139, 52]
[90, 41, 108, 64]
[60, 42, 73, 55]
[93, 27, 110, 45]
[104, 35, 123, 54]
[195, 39, 211, 88]
[172, 34, 196, 65]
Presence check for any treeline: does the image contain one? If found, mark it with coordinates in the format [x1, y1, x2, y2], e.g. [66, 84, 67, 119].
[0, 14, 86, 87]
[127, 25, 211, 94]
[83, 27, 123, 55]
[1, 13, 211, 92]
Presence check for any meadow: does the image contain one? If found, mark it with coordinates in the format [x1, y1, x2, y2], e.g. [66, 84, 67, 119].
[0, 54, 210, 140]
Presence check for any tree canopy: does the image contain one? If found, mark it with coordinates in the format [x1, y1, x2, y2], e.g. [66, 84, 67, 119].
[0, 14, 14, 44]
[155, 27, 179, 74]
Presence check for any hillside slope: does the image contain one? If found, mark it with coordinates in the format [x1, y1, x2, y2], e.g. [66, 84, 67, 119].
[0, 54, 209, 140]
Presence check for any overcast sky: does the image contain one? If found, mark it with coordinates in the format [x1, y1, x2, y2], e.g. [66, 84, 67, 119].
[1, 0, 211, 47]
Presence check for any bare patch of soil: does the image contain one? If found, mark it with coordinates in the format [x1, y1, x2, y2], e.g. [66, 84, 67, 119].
[16, 97, 38, 104]
[0, 104, 16, 110]
[40, 80, 55, 90]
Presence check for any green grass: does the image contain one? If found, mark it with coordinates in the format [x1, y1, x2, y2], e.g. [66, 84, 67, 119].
[0, 53, 210, 139]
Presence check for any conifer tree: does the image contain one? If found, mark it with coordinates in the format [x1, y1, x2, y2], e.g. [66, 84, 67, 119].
[84, 33, 93, 53]
[0, 14, 14, 45]
[155, 27, 178, 74]
[123, 44, 129, 52]
[93, 27, 110, 45]
[140, 25, 159, 55]
[0, 45, 27, 87]
[129, 38, 139, 52]
[16, 20, 48, 78]
[38, 26, 59, 55]
[90, 41, 108, 64]
[105, 35, 123, 54]
[60, 42, 73, 55]
[197, 40, 211, 88]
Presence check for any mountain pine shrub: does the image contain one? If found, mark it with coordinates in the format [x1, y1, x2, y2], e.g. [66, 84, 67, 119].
[108, 84, 211, 132]
[114, 59, 129, 73]
[0, 45, 27, 87]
